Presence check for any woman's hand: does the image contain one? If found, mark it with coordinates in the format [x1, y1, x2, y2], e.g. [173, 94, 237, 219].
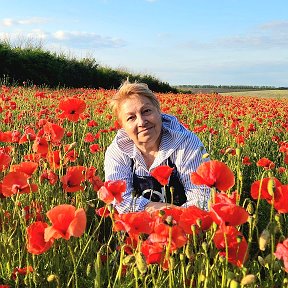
[144, 202, 178, 213]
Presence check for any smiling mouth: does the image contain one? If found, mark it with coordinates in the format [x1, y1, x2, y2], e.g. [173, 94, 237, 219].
[138, 127, 152, 134]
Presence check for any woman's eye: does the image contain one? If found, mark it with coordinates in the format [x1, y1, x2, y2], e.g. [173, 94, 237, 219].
[127, 116, 134, 121]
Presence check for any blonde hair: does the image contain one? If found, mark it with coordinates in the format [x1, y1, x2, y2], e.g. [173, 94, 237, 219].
[110, 81, 161, 119]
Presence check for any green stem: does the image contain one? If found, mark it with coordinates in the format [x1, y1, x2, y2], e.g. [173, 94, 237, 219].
[67, 243, 78, 288]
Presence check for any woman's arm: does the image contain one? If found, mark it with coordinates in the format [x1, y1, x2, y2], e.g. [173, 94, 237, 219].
[104, 145, 150, 213]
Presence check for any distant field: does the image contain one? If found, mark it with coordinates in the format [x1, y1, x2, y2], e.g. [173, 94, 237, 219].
[220, 89, 288, 98]
[176, 87, 288, 98]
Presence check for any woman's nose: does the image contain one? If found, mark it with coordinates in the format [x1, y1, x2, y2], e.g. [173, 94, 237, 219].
[137, 115, 147, 126]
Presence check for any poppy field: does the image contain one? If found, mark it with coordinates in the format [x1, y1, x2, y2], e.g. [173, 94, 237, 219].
[1, 85, 288, 288]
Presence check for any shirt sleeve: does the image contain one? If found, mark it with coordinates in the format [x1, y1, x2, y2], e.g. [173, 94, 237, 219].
[104, 144, 150, 213]
[176, 134, 211, 211]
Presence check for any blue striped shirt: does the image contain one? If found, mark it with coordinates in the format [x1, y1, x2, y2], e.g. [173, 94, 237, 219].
[104, 113, 211, 213]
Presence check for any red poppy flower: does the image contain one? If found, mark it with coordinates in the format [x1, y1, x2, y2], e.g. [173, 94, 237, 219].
[11, 266, 34, 280]
[90, 144, 100, 153]
[47, 150, 62, 170]
[0, 131, 13, 142]
[23, 153, 42, 163]
[273, 185, 288, 213]
[214, 191, 239, 205]
[44, 204, 86, 241]
[178, 205, 213, 234]
[113, 211, 154, 240]
[190, 160, 235, 191]
[87, 120, 98, 127]
[63, 144, 78, 162]
[1, 171, 38, 197]
[95, 207, 111, 218]
[61, 166, 86, 192]
[213, 225, 248, 267]
[149, 222, 187, 251]
[250, 177, 282, 202]
[275, 238, 288, 272]
[89, 175, 104, 192]
[84, 132, 95, 143]
[97, 180, 126, 204]
[32, 137, 49, 154]
[256, 157, 275, 170]
[58, 97, 86, 122]
[43, 122, 65, 143]
[210, 202, 249, 226]
[0, 151, 11, 172]
[10, 161, 38, 177]
[19, 127, 36, 144]
[27, 221, 54, 255]
[150, 165, 174, 186]
[22, 201, 43, 222]
[278, 167, 286, 174]
[242, 156, 252, 166]
[141, 240, 165, 265]
[40, 169, 58, 185]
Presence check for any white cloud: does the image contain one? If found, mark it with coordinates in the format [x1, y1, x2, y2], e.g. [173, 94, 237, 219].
[51, 30, 126, 48]
[0, 29, 126, 49]
[1, 17, 50, 27]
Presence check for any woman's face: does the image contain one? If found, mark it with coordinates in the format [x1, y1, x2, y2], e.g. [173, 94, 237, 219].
[118, 95, 162, 151]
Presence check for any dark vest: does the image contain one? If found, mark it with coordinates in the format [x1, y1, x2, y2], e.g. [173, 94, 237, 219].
[131, 158, 187, 206]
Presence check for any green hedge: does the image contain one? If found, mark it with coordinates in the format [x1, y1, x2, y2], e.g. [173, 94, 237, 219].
[0, 41, 177, 93]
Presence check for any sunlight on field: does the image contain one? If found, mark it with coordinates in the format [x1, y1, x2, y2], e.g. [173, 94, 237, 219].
[221, 89, 288, 98]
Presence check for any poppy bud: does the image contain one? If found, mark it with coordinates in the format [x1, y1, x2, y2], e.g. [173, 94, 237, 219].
[236, 235, 243, 244]
[185, 243, 194, 260]
[258, 256, 265, 267]
[236, 148, 241, 157]
[123, 255, 135, 265]
[135, 252, 147, 274]
[196, 218, 202, 228]
[259, 229, 270, 251]
[201, 242, 208, 252]
[240, 274, 256, 286]
[47, 274, 57, 282]
[202, 153, 209, 159]
[191, 224, 197, 234]
[199, 272, 205, 282]
[230, 279, 240, 288]
[267, 178, 276, 196]
[212, 222, 218, 231]
[246, 202, 255, 215]
[165, 215, 173, 226]
[275, 213, 281, 223]
[158, 210, 166, 217]
[169, 257, 176, 269]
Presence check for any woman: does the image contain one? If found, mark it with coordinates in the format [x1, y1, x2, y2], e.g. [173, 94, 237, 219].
[104, 81, 210, 213]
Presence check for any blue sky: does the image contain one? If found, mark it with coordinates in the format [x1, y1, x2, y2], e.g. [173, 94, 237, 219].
[1, 0, 287, 86]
